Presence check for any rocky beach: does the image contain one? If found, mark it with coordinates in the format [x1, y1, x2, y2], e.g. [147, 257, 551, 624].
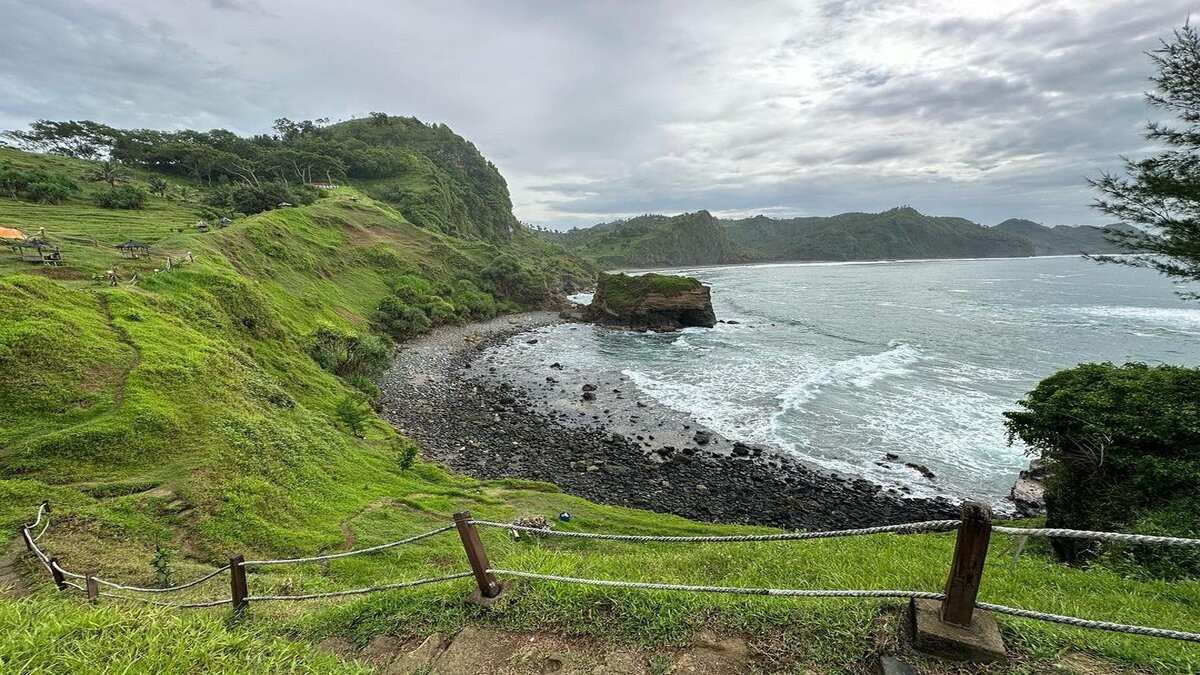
[379, 312, 962, 530]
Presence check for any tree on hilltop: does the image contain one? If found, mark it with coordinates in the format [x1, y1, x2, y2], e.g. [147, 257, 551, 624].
[1091, 24, 1200, 296]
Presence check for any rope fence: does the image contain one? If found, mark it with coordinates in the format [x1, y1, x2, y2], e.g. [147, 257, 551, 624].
[16, 500, 1200, 650]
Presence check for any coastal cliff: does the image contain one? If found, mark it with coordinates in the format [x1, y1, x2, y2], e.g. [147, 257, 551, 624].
[583, 272, 716, 331]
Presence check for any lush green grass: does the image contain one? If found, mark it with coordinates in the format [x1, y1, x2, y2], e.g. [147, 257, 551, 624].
[0, 594, 365, 673]
[1, 149, 1197, 673]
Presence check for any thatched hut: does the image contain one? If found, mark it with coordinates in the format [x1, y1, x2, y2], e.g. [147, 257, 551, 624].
[116, 240, 150, 259]
[11, 237, 62, 265]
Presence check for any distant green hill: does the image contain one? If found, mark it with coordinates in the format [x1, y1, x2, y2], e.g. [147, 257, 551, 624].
[543, 210, 742, 267]
[992, 218, 1131, 256]
[547, 206, 1133, 268]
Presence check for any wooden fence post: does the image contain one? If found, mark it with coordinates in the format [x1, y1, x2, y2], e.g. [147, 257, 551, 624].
[941, 501, 992, 627]
[86, 572, 99, 604]
[19, 527, 33, 552]
[229, 555, 248, 612]
[48, 558, 66, 590]
[453, 511, 501, 600]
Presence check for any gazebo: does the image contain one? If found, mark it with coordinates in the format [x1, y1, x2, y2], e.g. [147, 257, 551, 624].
[116, 240, 150, 259]
[11, 237, 62, 265]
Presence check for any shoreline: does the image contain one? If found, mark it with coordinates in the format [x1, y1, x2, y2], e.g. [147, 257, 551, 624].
[379, 313, 963, 530]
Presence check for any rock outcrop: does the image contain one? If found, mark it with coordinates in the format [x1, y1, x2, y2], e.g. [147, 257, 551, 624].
[1009, 458, 1049, 516]
[583, 272, 716, 332]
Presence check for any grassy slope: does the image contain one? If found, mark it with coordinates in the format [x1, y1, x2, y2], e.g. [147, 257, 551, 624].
[0, 151, 1197, 673]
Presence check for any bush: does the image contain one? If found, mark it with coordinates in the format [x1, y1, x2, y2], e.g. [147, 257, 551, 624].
[24, 182, 73, 204]
[334, 394, 371, 438]
[94, 184, 147, 209]
[207, 181, 318, 215]
[308, 325, 392, 380]
[0, 163, 78, 202]
[372, 296, 432, 340]
[450, 279, 497, 321]
[482, 254, 545, 305]
[395, 439, 419, 470]
[1005, 363, 1200, 577]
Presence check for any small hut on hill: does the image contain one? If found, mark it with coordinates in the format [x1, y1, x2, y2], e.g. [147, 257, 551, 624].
[218, 217, 232, 227]
[10, 237, 63, 265]
[195, 220, 210, 232]
[116, 240, 150, 259]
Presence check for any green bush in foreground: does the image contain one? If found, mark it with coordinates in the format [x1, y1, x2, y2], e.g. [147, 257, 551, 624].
[1005, 362, 1200, 577]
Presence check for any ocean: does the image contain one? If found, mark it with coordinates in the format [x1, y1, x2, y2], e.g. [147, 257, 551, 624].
[484, 256, 1200, 503]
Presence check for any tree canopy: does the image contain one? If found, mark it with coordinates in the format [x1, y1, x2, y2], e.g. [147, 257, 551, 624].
[1091, 24, 1200, 296]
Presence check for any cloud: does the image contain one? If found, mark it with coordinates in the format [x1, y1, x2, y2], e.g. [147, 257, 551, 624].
[0, 0, 1193, 228]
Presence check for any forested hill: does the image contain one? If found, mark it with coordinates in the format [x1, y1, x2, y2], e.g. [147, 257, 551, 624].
[992, 218, 1135, 256]
[539, 210, 742, 268]
[4, 115, 519, 241]
[545, 206, 1131, 268]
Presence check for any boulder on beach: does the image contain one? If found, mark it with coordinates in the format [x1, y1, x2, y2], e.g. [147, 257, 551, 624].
[583, 272, 717, 332]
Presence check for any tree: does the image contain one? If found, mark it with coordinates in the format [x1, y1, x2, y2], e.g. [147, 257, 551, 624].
[1090, 24, 1200, 297]
[86, 159, 130, 188]
[335, 394, 371, 438]
[147, 175, 169, 197]
[1005, 363, 1200, 577]
[369, 112, 391, 126]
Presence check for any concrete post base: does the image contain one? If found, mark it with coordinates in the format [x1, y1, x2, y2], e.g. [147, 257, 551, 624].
[910, 598, 1007, 663]
[466, 582, 505, 607]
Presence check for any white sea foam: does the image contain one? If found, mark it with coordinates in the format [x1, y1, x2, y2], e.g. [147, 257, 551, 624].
[1073, 305, 1200, 332]
[775, 342, 923, 412]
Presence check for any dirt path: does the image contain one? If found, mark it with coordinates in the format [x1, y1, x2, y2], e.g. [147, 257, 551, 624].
[97, 293, 141, 409]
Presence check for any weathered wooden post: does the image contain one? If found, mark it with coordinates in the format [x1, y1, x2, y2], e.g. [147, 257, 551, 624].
[48, 558, 66, 590]
[19, 527, 33, 552]
[229, 555, 248, 612]
[453, 511, 502, 603]
[911, 501, 1006, 662]
[85, 572, 99, 604]
[942, 501, 991, 626]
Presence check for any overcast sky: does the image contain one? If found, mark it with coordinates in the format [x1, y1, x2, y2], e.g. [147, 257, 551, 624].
[0, 1, 1192, 229]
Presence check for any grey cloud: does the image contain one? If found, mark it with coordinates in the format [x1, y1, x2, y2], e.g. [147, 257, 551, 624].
[0, 0, 1194, 229]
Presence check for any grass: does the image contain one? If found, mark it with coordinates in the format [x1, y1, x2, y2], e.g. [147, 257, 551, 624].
[0, 148, 1197, 673]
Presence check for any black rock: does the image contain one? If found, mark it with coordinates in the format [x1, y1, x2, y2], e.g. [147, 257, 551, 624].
[582, 383, 598, 392]
[582, 392, 596, 402]
[731, 442, 751, 457]
[693, 430, 712, 445]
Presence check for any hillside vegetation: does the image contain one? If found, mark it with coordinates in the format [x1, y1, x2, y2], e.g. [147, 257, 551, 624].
[0, 127, 1197, 673]
[547, 206, 1130, 268]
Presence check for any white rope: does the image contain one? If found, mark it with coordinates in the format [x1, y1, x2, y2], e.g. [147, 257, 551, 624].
[993, 527, 1200, 547]
[471, 520, 961, 542]
[50, 560, 85, 580]
[488, 569, 946, 600]
[245, 571, 473, 602]
[93, 565, 231, 593]
[33, 515, 51, 542]
[976, 602, 1200, 643]
[98, 591, 233, 609]
[242, 524, 456, 566]
[26, 502, 47, 530]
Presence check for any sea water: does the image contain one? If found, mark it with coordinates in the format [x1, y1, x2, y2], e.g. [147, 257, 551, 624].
[491, 256, 1200, 502]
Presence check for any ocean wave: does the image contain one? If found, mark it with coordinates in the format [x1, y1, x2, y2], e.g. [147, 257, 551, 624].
[1073, 305, 1200, 332]
[775, 342, 924, 412]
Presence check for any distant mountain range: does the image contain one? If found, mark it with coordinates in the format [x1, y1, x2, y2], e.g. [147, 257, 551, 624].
[540, 207, 1136, 268]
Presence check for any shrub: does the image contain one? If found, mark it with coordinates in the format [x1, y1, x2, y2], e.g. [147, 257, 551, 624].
[482, 254, 545, 305]
[1005, 362, 1200, 577]
[0, 163, 78, 202]
[151, 542, 173, 588]
[334, 394, 371, 438]
[94, 184, 147, 209]
[24, 181, 73, 204]
[207, 181, 318, 215]
[450, 279, 497, 320]
[371, 296, 431, 340]
[395, 439, 419, 470]
[308, 325, 392, 380]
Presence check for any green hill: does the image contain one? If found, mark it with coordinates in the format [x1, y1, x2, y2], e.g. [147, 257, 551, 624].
[544, 210, 742, 268]
[0, 129, 1197, 672]
[547, 207, 1136, 269]
[992, 218, 1130, 256]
